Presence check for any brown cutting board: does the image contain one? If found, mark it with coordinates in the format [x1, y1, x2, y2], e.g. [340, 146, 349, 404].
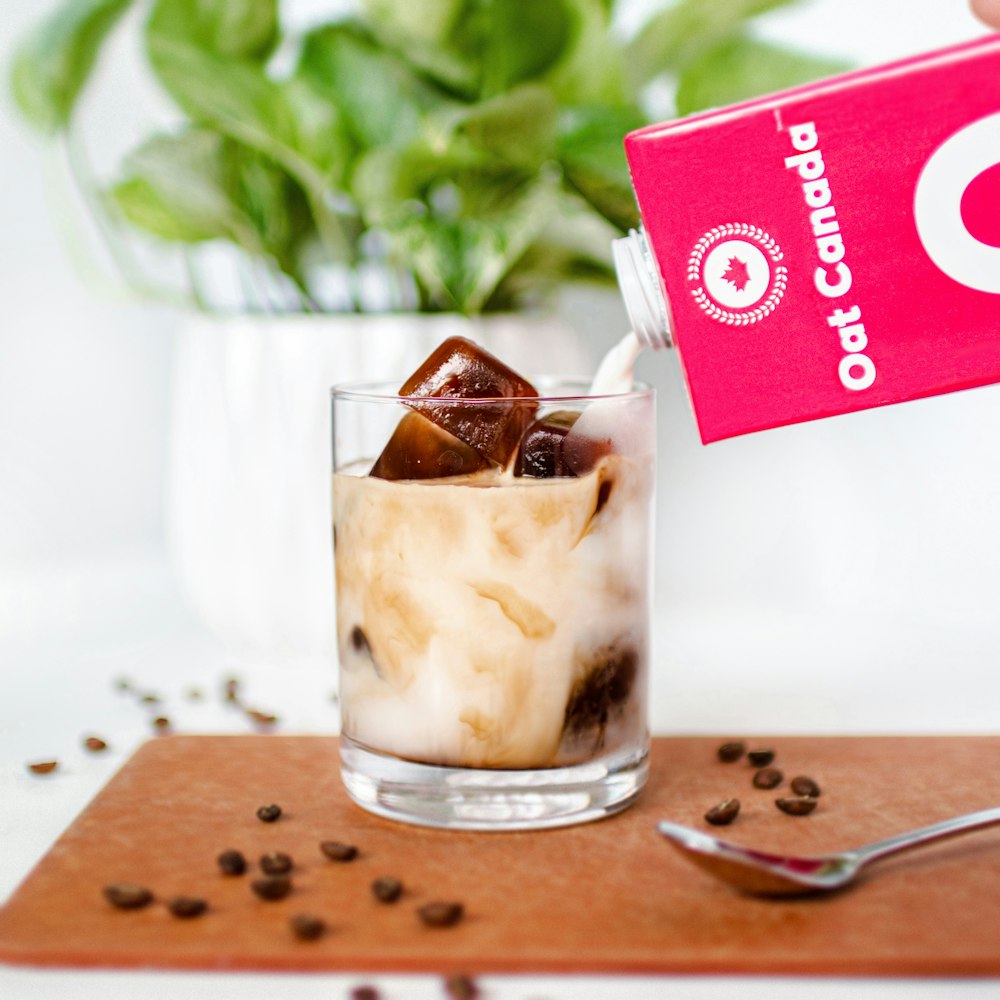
[2, 734, 1000, 975]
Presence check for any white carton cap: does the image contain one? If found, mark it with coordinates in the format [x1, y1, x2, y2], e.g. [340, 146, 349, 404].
[612, 228, 673, 349]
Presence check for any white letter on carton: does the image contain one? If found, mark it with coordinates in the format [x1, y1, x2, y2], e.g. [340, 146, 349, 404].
[816, 262, 853, 297]
[789, 121, 819, 151]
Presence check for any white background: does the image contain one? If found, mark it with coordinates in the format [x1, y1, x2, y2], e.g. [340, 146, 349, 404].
[2, 2, 999, 999]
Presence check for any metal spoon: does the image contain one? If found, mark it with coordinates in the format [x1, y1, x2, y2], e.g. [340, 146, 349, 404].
[657, 806, 1000, 896]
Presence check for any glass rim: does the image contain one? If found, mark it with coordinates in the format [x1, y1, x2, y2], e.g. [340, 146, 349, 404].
[331, 375, 654, 404]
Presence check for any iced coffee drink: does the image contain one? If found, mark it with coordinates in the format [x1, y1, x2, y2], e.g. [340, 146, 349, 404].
[331, 337, 654, 829]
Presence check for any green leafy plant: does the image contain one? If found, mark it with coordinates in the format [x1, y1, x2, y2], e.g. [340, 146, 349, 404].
[11, 0, 845, 314]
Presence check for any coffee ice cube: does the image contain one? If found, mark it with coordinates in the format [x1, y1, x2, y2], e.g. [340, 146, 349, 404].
[513, 410, 580, 478]
[515, 409, 615, 479]
[400, 337, 538, 467]
[370, 411, 489, 481]
[562, 644, 638, 752]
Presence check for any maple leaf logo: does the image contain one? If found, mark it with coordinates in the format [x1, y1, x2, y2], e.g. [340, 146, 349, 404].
[721, 256, 751, 293]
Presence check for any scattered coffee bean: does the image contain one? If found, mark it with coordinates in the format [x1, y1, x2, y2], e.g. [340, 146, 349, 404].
[103, 883, 153, 909]
[83, 736, 108, 752]
[444, 974, 479, 1000]
[27, 760, 58, 775]
[320, 840, 358, 862]
[444, 973, 479, 999]
[290, 913, 326, 941]
[752, 766, 783, 790]
[371, 876, 403, 903]
[417, 901, 464, 928]
[140, 693, 161, 705]
[224, 678, 241, 703]
[251, 875, 292, 900]
[169, 896, 207, 918]
[152, 716, 171, 733]
[776, 796, 818, 816]
[704, 798, 740, 825]
[217, 849, 247, 875]
[349, 987, 380, 1000]
[747, 749, 775, 767]
[716, 740, 746, 763]
[790, 775, 821, 798]
[260, 852, 293, 875]
[256, 803, 282, 823]
[245, 709, 279, 727]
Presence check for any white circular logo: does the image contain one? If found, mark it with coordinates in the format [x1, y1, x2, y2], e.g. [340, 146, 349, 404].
[688, 224, 787, 325]
[913, 112, 1000, 294]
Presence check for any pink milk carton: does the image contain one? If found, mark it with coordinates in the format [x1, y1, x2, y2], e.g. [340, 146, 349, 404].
[615, 35, 1000, 443]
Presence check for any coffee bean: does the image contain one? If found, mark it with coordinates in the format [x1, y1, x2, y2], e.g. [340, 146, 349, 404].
[256, 803, 282, 823]
[152, 716, 171, 733]
[349, 987, 380, 1000]
[371, 876, 403, 903]
[747, 749, 775, 767]
[251, 875, 292, 900]
[27, 760, 58, 775]
[444, 973, 479, 999]
[224, 677, 241, 703]
[704, 798, 740, 826]
[790, 775, 821, 798]
[776, 796, 818, 816]
[320, 841, 358, 862]
[716, 741, 746, 763]
[104, 883, 153, 909]
[752, 766, 783, 790]
[169, 896, 207, 918]
[245, 709, 279, 727]
[290, 913, 326, 941]
[217, 849, 247, 875]
[83, 736, 108, 752]
[140, 693, 161, 705]
[260, 852, 293, 875]
[417, 901, 464, 928]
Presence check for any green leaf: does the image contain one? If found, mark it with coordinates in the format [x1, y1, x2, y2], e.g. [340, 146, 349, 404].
[454, 85, 558, 169]
[557, 105, 645, 230]
[9, 0, 132, 133]
[491, 188, 622, 304]
[109, 129, 259, 245]
[542, 0, 627, 106]
[349, 140, 499, 229]
[145, 0, 277, 59]
[466, 0, 573, 97]
[675, 36, 851, 116]
[229, 145, 316, 284]
[625, 0, 798, 88]
[389, 173, 561, 312]
[360, 0, 475, 95]
[362, 0, 574, 100]
[297, 24, 441, 150]
[362, 0, 465, 52]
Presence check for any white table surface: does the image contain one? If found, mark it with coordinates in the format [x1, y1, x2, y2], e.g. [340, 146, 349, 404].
[3, 548, 999, 1000]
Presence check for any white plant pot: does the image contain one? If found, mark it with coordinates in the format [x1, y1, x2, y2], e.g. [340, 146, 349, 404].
[164, 310, 599, 667]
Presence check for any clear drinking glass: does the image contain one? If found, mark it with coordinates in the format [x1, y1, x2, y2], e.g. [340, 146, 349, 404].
[331, 377, 655, 830]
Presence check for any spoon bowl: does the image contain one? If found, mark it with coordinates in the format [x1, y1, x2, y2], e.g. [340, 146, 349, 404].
[657, 806, 1000, 897]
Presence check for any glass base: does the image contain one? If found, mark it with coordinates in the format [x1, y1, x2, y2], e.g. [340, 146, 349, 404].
[339, 735, 649, 831]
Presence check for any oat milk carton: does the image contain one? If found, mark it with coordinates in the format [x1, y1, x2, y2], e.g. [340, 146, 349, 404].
[615, 35, 1000, 442]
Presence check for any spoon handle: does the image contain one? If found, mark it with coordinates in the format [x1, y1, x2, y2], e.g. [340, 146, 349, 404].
[855, 806, 1000, 865]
